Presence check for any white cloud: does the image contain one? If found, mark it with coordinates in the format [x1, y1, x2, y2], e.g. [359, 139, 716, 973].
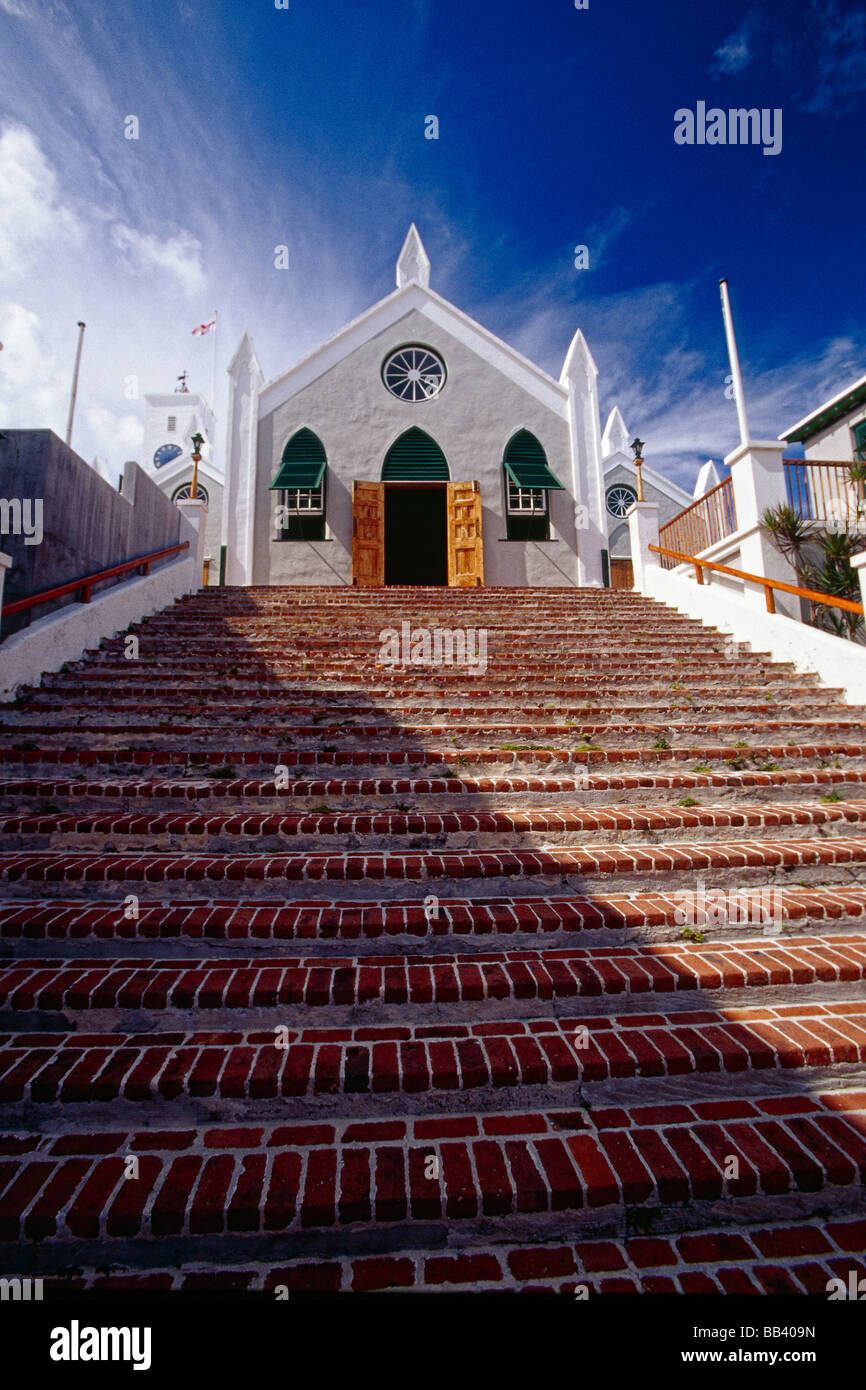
[109, 224, 206, 297]
[0, 0, 35, 16]
[711, 31, 753, 76]
[0, 124, 82, 278]
[0, 301, 68, 429]
[83, 405, 144, 461]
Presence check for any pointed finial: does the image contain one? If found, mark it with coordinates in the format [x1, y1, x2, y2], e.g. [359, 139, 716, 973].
[396, 224, 431, 288]
[601, 405, 630, 459]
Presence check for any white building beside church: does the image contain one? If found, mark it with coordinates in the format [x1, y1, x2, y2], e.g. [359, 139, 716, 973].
[140, 388, 223, 574]
[221, 226, 688, 589]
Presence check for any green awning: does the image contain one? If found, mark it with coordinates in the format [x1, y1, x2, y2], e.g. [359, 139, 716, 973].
[382, 427, 449, 480]
[504, 430, 564, 489]
[270, 429, 327, 489]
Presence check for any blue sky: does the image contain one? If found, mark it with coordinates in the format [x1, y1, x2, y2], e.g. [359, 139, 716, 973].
[0, 0, 864, 488]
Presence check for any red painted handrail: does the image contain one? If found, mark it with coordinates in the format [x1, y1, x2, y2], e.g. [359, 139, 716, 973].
[1, 541, 190, 618]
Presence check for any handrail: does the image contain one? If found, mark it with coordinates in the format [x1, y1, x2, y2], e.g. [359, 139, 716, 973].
[658, 476, 734, 532]
[649, 543, 864, 617]
[1, 541, 190, 618]
[657, 476, 737, 569]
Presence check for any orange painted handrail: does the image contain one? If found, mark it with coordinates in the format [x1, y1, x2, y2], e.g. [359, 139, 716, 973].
[1, 541, 190, 618]
[648, 543, 864, 617]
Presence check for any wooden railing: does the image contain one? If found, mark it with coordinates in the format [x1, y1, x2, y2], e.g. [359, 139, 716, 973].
[649, 543, 864, 617]
[1, 541, 190, 622]
[657, 477, 737, 569]
[784, 460, 866, 526]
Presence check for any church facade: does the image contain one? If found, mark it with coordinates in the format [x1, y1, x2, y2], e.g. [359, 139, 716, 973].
[222, 227, 673, 588]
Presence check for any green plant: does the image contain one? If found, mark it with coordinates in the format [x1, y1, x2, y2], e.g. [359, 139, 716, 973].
[207, 766, 236, 779]
[762, 496, 865, 644]
[692, 763, 712, 773]
[677, 796, 700, 807]
[652, 737, 670, 751]
[680, 926, 706, 943]
[820, 791, 842, 802]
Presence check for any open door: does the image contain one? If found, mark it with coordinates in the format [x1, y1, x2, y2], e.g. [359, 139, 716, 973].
[351, 480, 384, 586]
[446, 480, 484, 587]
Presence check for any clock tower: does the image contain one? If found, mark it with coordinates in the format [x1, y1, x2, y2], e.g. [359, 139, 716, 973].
[141, 385, 224, 581]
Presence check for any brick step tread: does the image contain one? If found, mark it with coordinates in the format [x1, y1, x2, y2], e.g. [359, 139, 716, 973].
[3, 769, 863, 804]
[4, 800, 864, 841]
[8, 721, 862, 742]
[28, 678, 834, 698]
[48, 1215, 866, 1294]
[17, 700, 847, 719]
[3, 1002, 866, 1105]
[3, 940, 865, 1010]
[3, 743, 864, 768]
[1, 1091, 864, 1245]
[3, 838, 866, 885]
[4, 890, 865, 943]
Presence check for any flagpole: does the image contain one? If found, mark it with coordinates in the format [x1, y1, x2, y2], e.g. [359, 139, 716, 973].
[210, 310, 218, 417]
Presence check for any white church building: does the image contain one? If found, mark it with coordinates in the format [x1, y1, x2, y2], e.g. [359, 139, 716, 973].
[220, 226, 690, 589]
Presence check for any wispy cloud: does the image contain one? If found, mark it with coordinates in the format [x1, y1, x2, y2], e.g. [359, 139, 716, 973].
[710, 15, 757, 76]
[710, 2, 866, 115]
[109, 224, 206, 297]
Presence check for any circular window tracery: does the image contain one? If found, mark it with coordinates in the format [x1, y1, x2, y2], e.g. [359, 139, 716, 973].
[382, 345, 446, 402]
[172, 481, 209, 506]
[606, 484, 637, 518]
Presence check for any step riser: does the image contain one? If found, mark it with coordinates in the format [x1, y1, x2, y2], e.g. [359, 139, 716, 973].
[4, 1063, 866, 1132]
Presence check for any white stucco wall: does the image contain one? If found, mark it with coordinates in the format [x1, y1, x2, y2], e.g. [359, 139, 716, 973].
[643, 565, 866, 707]
[256, 309, 583, 587]
[0, 510, 205, 701]
[801, 409, 866, 460]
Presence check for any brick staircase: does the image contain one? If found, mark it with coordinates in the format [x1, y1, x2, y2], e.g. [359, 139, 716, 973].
[1, 585, 864, 1296]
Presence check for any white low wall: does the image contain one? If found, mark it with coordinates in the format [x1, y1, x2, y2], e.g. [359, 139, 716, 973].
[643, 565, 866, 708]
[0, 546, 201, 703]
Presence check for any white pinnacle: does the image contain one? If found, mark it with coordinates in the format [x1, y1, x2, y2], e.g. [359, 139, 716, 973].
[396, 223, 431, 289]
[601, 405, 630, 460]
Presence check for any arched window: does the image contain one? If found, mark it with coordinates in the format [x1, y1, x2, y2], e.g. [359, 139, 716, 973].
[503, 430, 563, 541]
[172, 481, 209, 506]
[270, 428, 327, 541]
[382, 427, 449, 480]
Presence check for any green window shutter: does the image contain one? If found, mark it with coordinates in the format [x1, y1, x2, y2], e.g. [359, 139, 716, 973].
[503, 430, 564, 489]
[382, 428, 449, 480]
[854, 420, 866, 461]
[271, 429, 327, 489]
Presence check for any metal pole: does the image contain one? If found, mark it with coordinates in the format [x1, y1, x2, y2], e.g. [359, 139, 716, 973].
[65, 321, 86, 446]
[210, 310, 218, 411]
[719, 279, 750, 449]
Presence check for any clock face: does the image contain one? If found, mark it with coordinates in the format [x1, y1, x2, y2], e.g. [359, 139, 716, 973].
[154, 443, 183, 469]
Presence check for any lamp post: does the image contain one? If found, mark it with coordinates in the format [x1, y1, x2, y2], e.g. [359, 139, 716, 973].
[190, 432, 205, 501]
[630, 437, 645, 502]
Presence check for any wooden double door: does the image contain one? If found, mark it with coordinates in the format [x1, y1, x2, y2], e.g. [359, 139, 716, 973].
[352, 481, 484, 587]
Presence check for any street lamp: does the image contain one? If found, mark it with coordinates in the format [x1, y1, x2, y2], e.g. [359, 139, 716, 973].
[630, 437, 645, 503]
[190, 432, 205, 501]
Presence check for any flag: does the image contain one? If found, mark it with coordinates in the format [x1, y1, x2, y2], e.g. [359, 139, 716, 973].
[192, 319, 216, 336]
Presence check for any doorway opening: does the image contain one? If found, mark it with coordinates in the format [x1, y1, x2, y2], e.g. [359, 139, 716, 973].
[384, 484, 448, 585]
